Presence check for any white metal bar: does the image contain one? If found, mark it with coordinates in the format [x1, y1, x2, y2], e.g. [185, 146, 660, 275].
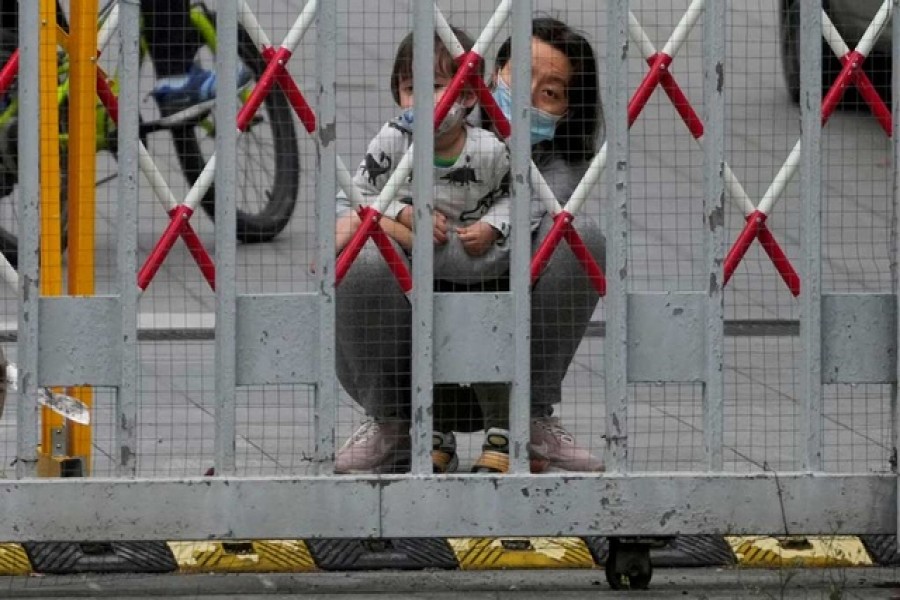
[138, 144, 179, 212]
[281, 0, 318, 53]
[660, 0, 706, 57]
[434, 7, 466, 58]
[757, 139, 801, 215]
[821, 10, 851, 58]
[337, 157, 367, 208]
[434, 3, 562, 218]
[628, 11, 658, 59]
[856, 0, 892, 59]
[565, 2, 705, 216]
[372, 150, 414, 214]
[230, 3, 368, 215]
[723, 164, 758, 215]
[530, 166, 562, 216]
[563, 144, 607, 215]
[183, 155, 217, 212]
[238, 1, 273, 48]
[625, 9, 759, 217]
[471, 0, 512, 58]
[97, 3, 119, 54]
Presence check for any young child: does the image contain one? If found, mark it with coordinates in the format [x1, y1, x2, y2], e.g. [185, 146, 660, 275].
[333, 27, 511, 474]
[335, 27, 511, 285]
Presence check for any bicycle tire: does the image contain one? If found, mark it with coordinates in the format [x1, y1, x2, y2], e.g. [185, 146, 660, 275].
[169, 15, 300, 244]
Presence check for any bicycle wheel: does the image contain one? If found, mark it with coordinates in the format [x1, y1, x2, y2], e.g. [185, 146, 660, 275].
[169, 13, 300, 244]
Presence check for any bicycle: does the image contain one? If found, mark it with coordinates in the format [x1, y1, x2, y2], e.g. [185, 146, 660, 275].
[0, 0, 301, 269]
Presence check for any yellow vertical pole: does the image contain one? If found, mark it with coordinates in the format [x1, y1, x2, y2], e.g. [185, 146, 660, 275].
[67, 0, 98, 470]
[37, 0, 64, 474]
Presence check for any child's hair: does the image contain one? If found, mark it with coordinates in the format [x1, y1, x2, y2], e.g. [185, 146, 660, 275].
[390, 26, 479, 107]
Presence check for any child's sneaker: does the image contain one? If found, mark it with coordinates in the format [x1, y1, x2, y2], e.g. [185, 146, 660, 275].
[529, 416, 604, 472]
[431, 431, 458, 473]
[334, 419, 410, 474]
[471, 427, 511, 473]
[151, 63, 252, 116]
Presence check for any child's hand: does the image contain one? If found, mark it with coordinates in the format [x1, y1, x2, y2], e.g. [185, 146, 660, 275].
[457, 222, 500, 256]
[335, 211, 362, 254]
[399, 206, 450, 245]
[432, 211, 449, 245]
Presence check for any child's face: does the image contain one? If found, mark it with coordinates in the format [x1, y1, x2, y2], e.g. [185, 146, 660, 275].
[396, 75, 475, 128]
[396, 74, 454, 111]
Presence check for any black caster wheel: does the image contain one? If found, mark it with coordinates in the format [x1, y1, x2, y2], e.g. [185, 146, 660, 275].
[605, 538, 653, 590]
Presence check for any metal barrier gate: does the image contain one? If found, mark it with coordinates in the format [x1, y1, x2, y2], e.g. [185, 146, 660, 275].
[0, 0, 898, 588]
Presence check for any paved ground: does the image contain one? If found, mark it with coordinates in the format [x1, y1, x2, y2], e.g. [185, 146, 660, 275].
[5, 568, 900, 599]
[0, 0, 893, 484]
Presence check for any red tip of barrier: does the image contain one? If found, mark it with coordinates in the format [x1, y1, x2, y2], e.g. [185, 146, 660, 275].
[138, 205, 195, 291]
[531, 212, 607, 297]
[531, 213, 570, 286]
[335, 206, 380, 286]
[723, 210, 766, 287]
[434, 52, 482, 131]
[0, 51, 19, 97]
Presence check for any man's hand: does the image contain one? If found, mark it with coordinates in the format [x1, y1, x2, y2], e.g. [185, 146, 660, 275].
[457, 221, 500, 256]
[399, 205, 449, 245]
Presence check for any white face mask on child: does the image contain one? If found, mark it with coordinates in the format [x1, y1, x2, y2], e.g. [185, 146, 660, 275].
[399, 101, 466, 137]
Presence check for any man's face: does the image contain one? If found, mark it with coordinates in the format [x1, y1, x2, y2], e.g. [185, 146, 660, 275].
[497, 38, 572, 117]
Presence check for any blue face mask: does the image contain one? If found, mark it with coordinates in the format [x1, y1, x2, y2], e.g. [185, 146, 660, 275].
[399, 102, 465, 137]
[491, 76, 564, 145]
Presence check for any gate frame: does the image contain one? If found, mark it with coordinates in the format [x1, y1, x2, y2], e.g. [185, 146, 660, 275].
[2, 0, 899, 547]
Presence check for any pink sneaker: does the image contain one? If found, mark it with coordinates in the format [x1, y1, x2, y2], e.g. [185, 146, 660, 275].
[334, 420, 410, 474]
[529, 417, 605, 472]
